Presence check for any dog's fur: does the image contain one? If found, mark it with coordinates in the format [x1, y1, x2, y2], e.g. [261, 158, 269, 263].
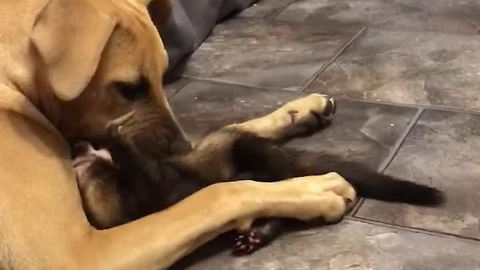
[0, 1, 371, 269]
[73, 96, 444, 255]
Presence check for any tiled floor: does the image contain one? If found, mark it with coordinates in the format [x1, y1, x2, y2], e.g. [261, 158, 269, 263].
[174, 19, 358, 91]
[308, 29, 480, 110]
[276, 0, 480, 34]
[166, 0, 480, 269]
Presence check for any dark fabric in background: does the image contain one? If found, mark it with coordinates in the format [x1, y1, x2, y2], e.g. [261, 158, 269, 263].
[157, 0, 257, 72]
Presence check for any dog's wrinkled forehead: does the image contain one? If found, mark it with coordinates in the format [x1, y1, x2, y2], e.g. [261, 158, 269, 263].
[106, 2, 168, 84]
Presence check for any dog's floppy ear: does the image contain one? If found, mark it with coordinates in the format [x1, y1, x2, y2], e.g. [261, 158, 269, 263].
[31, 0, 116, 101]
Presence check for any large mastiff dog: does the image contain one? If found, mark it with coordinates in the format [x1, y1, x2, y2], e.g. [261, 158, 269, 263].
[0, 0, 360, 269]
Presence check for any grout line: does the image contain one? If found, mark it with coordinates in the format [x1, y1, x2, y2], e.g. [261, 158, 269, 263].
[347, 216, 480, 243]
[351, 108, 423, 217]
[335, 96, 480, 115]
[176, 77, 480, 115]
[272, 18, 480, 37]
[377, 108, 424, 173]
[466, 19, 480, 36]
[179, 75, 303, 93]
[349, 198, 365, 217]
[166, 80, 191, 100]
[300, 27, 368, 92]
[268, 0, 299, 21]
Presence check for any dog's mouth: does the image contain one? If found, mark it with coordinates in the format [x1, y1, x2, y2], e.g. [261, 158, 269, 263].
[105, 123, 190, 159]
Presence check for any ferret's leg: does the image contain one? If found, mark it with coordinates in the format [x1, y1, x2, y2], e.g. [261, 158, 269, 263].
[232, 219, 286, 255]
[229, 94, 336, 141]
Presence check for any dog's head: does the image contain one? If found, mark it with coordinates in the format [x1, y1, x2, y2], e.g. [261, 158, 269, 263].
[31, 0, 190, 158]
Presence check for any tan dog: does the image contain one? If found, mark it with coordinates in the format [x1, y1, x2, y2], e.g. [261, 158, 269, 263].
[0, 0, 356, 269]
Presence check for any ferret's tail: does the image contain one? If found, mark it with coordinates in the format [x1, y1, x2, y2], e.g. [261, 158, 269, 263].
[291, 151, 445, 206]
[342, 165, 444, 206]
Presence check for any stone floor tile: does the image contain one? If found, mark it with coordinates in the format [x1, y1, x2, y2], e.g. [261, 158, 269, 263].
[276, 0, 480, 35]
[169, 80, 304, 138]
[172, 220, 480, 270]
[164, 77, 190, 99]
[239, 0, 295, 18]
[356, 110, 480, 239]
[177, 20, 357, 91]
[307, 29, 480, 111]
[170, 80, 418, 169]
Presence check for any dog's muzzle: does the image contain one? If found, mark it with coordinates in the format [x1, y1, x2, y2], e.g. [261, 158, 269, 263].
[105, 110, 191, 162]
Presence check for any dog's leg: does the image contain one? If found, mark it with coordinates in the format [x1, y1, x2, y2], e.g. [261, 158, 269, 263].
[86, 174, 355, 270]
[230, 94, 336, 141]
[78, 175, 356, 270]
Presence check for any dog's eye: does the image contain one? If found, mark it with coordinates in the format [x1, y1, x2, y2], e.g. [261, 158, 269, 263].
[113, 77, 149, 101]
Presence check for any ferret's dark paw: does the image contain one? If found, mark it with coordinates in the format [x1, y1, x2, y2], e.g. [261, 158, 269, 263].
[231, 230, 262, 256]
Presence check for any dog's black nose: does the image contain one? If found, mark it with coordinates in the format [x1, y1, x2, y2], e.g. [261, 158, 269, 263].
[323, 97, 336, 117]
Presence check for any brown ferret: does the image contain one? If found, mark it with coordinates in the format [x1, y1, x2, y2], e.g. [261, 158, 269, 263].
[73, 126, 444, 255]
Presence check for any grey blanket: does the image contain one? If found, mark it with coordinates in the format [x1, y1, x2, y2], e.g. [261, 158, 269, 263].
[157, 0, 257, 72]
